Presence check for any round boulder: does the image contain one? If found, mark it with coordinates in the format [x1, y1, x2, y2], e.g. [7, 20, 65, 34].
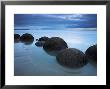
[85, 45, 97, 63]
[38, 36, 49, 41]
[14, 34, 20, 43]
[20, 33, 34, 45]
[43, 37, 68, 51]
[35, 41, 45, 47]
[36, 39, 38, 41]
[56, 48, 88, 69]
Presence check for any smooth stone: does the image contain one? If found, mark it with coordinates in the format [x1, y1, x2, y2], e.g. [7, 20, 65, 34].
[43, 37, 68, 51]
[56, 48, 88, 69]
[35, 41, 45, 47]
[38, 36, 49, 41]
[36, 39, 38, 41]
[20, 33, 34, 45]
[85, 44, 97, 63]
[14, 34, 20, 43]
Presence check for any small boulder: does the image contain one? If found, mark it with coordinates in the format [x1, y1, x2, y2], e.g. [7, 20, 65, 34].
[20, 33, 34, 45]
[14, 34, 20, 43]
[85, 45, 97, 63]
[35, 41, 45, 47]
[38, 36, 49, 41]
[36, 39, 38, 41]
[56, 48, 88, 69]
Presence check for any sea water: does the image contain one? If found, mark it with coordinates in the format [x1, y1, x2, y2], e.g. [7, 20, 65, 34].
[14, 29, 97, 76]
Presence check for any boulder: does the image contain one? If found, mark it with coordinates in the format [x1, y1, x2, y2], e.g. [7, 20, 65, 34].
[43, 37, 68, 51]
[85, 44, 97, 63]
[14, 34, 20, 43]
[38, 36, 49, 41]
[36, 39, 38, 41]
[35, 41, 45, 47]
[43, 37, 68, 56]
[56, 48, 88, 69]
[20, 33, 34, 45]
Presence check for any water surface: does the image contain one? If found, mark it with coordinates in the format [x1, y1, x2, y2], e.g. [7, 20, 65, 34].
[14, 29, 97, 76]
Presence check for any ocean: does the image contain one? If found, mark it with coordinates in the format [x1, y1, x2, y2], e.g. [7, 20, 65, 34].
[14, 28, 97, 76]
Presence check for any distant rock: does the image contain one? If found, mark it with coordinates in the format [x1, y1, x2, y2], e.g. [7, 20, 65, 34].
[38, 36, 49, 41]
[35, 41, 45, 47]
[14, 34, 20, 43]
[56, 48, 88, 69]
[20, 33, 34, 45]
[43, 37, 68, 51]
[20, 33, 34, 41]
[85, 44, 97, 63]
[35, 37, 49, 47]
[14, 34, 20, 39]
[36, 39, 38, 41]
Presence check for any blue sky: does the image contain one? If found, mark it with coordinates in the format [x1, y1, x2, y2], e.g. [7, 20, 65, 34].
[14, 14, 97, 29]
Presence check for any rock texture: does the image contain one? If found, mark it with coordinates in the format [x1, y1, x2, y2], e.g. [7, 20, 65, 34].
[56, 48, 88, 69]
[20, 33, 34, 45]
[43, 37, 68, 56]
[14, 34, 20, 43]
[85, 45, 97, 63]
[43, 37, 68, 51]
[38, 36, 49, 41]
[35, 41, 45, 47]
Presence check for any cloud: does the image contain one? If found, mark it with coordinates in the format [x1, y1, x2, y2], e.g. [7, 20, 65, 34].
[44, 14, 83, 21]
[14, 14, 97, 28]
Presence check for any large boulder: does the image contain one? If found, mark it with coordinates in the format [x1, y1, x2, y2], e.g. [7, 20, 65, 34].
[85, 45, 97, 63]
[38, 36, 49, 41]
[56, 48, 88, 69]
[14, 34, 20, 43]
[20, 33, 34, 45]
[43, 37, 68, 51]
[43, 37, 68, 56]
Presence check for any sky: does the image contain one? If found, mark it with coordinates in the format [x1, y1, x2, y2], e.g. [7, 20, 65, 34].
[14, 14, 97, 29]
